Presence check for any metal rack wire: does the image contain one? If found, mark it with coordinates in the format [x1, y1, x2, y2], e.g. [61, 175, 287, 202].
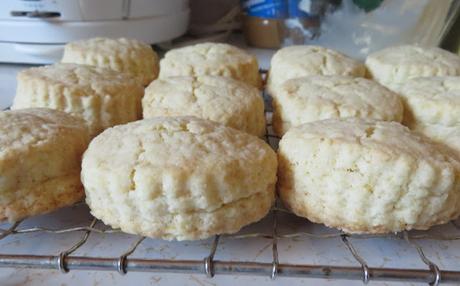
[1, 205, 460, 284]
[1, 77, 460, 285]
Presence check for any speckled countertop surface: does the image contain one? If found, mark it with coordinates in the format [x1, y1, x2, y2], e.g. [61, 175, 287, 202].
[1, 203, 459, 286]
[3, 202, 460, 286]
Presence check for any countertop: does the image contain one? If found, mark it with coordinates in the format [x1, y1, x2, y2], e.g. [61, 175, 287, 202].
[0, 64, 25, 110]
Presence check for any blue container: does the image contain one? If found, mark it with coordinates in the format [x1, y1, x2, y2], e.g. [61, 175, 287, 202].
[241, 0, 289, 19]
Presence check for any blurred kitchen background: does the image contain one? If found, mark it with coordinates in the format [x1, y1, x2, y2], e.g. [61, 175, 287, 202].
[1, 0, 459, 65]
[193, 0, 460, 59]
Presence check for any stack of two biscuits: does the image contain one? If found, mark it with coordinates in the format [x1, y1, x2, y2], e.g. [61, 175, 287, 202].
[271, 45, 460, 233]
[13, 37, 160, 137]
[366, 45, 460, 161]
[2, 37, 158, 223]
[87, 42, 278, 240]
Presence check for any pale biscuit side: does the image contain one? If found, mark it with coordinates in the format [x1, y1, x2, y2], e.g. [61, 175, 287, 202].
[412, 123, 460, 160]
[267, 45, 366, 94]
[366, 45, 460, 87]
[82, 117, 277, 240]
[142, 76, 265, 137]
[159, 43, 262, 89]
[399, 77, 460, 127]
[62, 37, 159, 86]
[278, 119, 460, 233]
[271, 76, 403, 135]
[12, 64, 144, 137]
[0, 108, 90, 222]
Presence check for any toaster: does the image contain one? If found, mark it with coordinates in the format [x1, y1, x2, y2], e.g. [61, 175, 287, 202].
[0, 0, 190, 64]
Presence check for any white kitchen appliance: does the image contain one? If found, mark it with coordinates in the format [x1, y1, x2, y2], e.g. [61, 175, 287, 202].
[0, 0, 190, 64]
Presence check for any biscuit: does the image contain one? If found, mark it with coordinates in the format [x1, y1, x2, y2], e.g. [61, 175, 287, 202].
[398, 77, 460, 128]
[267, 45, 366, 94]
[159, 42, 262, 89]
[278, 118, 460, 233]
[271, 76, 403, 135]
[0, 108, 90, 222]
[366, 45, 460, 89]
[142, 76, 265, 137]
[12, 63, 144, 137]
[82, 116, 277, 240]
[412, 123, 460, 160]
[62, 37, 159, 86]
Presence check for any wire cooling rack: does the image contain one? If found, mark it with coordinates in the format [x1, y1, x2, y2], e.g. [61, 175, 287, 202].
[1, 201, 460, 285]
[1, 77, 460, 285]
